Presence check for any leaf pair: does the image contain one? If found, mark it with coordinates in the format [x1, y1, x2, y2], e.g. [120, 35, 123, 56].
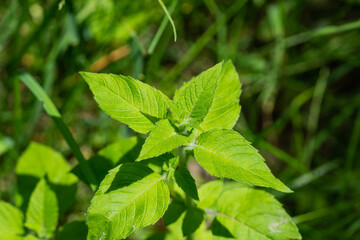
[80, 72, 171, 134]
[80, 60, 241, 135]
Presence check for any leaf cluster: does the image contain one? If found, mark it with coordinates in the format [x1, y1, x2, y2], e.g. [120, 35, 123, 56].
[78, 60, 301, 239]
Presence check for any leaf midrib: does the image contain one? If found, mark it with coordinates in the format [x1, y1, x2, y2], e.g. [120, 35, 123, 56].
[194, 144, 274, 185]
[181, 73, 220, 125]
[93, 75, 160, 118]
[210, 210, 272, 240]
[108, 176, 163, 220]
[140, 130, 186, 159]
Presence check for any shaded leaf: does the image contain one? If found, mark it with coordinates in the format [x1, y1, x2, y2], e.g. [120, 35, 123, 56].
[87, 163, 169, 239]
[163, 200, 186, 226]
[139, 153, 175, 174]
[215, 188, 301, 240]
[211, 218, 234, 239]
[25, 179, 58, 239]
[174, 166, 199, 200]
[15, 142, 77, 214]
[58, 221, 87, 240]
[182, 207, 205, 236]
[81, 72, 171, 134]
[194, 129, 291, 193]
[138, 119, 191, 160]
[73, 137, 142, 184]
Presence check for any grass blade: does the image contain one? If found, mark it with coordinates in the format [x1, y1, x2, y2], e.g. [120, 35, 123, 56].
[148, 0, 178, 55]
[18, 72, 98, 191]
[158, 0, 177, 42]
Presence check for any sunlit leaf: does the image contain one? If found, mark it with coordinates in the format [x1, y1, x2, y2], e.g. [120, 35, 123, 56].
[194, 129, 291, 193]
[87, 163, 169, 239]
[138, 119, 191, 160]
[0, 201, 24, 239]
[172, 62, 223, 128]
[25, 179, 58, 239]
[200, 60, 242, 131]
[81, 72, 172, 134]
[215, 188, 301, 240]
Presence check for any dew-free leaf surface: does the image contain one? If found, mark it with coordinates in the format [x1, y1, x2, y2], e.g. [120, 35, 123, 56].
[172, 62, 223, 128]
[86, 163, 169, 239]
[174, 166, 199, 200]
[200, 60, 242, 131]
[215, 188, 301, 240]
[0, 201, 24, 239]
[81, 72, 171, 134]
[138, 119, 191, 160]
[194, 129, 291, 193]
[25, 179, 59, 239]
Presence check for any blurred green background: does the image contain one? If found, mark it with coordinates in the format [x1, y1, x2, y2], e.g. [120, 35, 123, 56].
[1, 0, 360, 239]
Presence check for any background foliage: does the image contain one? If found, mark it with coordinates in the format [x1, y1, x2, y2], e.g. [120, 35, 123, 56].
[1, 0, 360, 239]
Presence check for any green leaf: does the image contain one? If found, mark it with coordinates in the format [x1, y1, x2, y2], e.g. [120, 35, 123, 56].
[174, 166, 199, 200]
[163, 200, 186, 226]
[19, 72, 97, 190]
[73, 137, 142, 184]
[138, 119, 191, 160]
[194, 129, 292, 193]
[25, 179, 59, 239]
[15, 142, 77, 214]
[87, 163, 170, 239]
[172, 62, 223, 128]
[215, 188, 301, 240]
[0, 135, 14, 157]
[139, 153, 175, 174]
[197, 180, 223, 209]
[182, 207, 204, 236]
[22, 235, 38, 240]
[58, 221, 87, 240]
[211, 218, 234, 239]
[80, 72, 171, 134]
[200, 60, 242, 131]
[0, 201, 24, 239]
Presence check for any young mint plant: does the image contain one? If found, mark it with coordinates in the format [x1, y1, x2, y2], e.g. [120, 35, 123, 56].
[80, 60, 301, 239]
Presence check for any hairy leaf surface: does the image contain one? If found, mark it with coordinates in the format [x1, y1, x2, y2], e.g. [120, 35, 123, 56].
[174, 166, 199, 200]
[138, 119, 191, 160]
[200, 60, 242, 131]
[87, 163, 169, 240]
[194, 129, 291, 193]
[215, 188, 301, 240]
[81, 72, 171, 133]
[172, 62, 223, 128]
[25, 179, 59, 239]
[0, 201, 24, 239]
